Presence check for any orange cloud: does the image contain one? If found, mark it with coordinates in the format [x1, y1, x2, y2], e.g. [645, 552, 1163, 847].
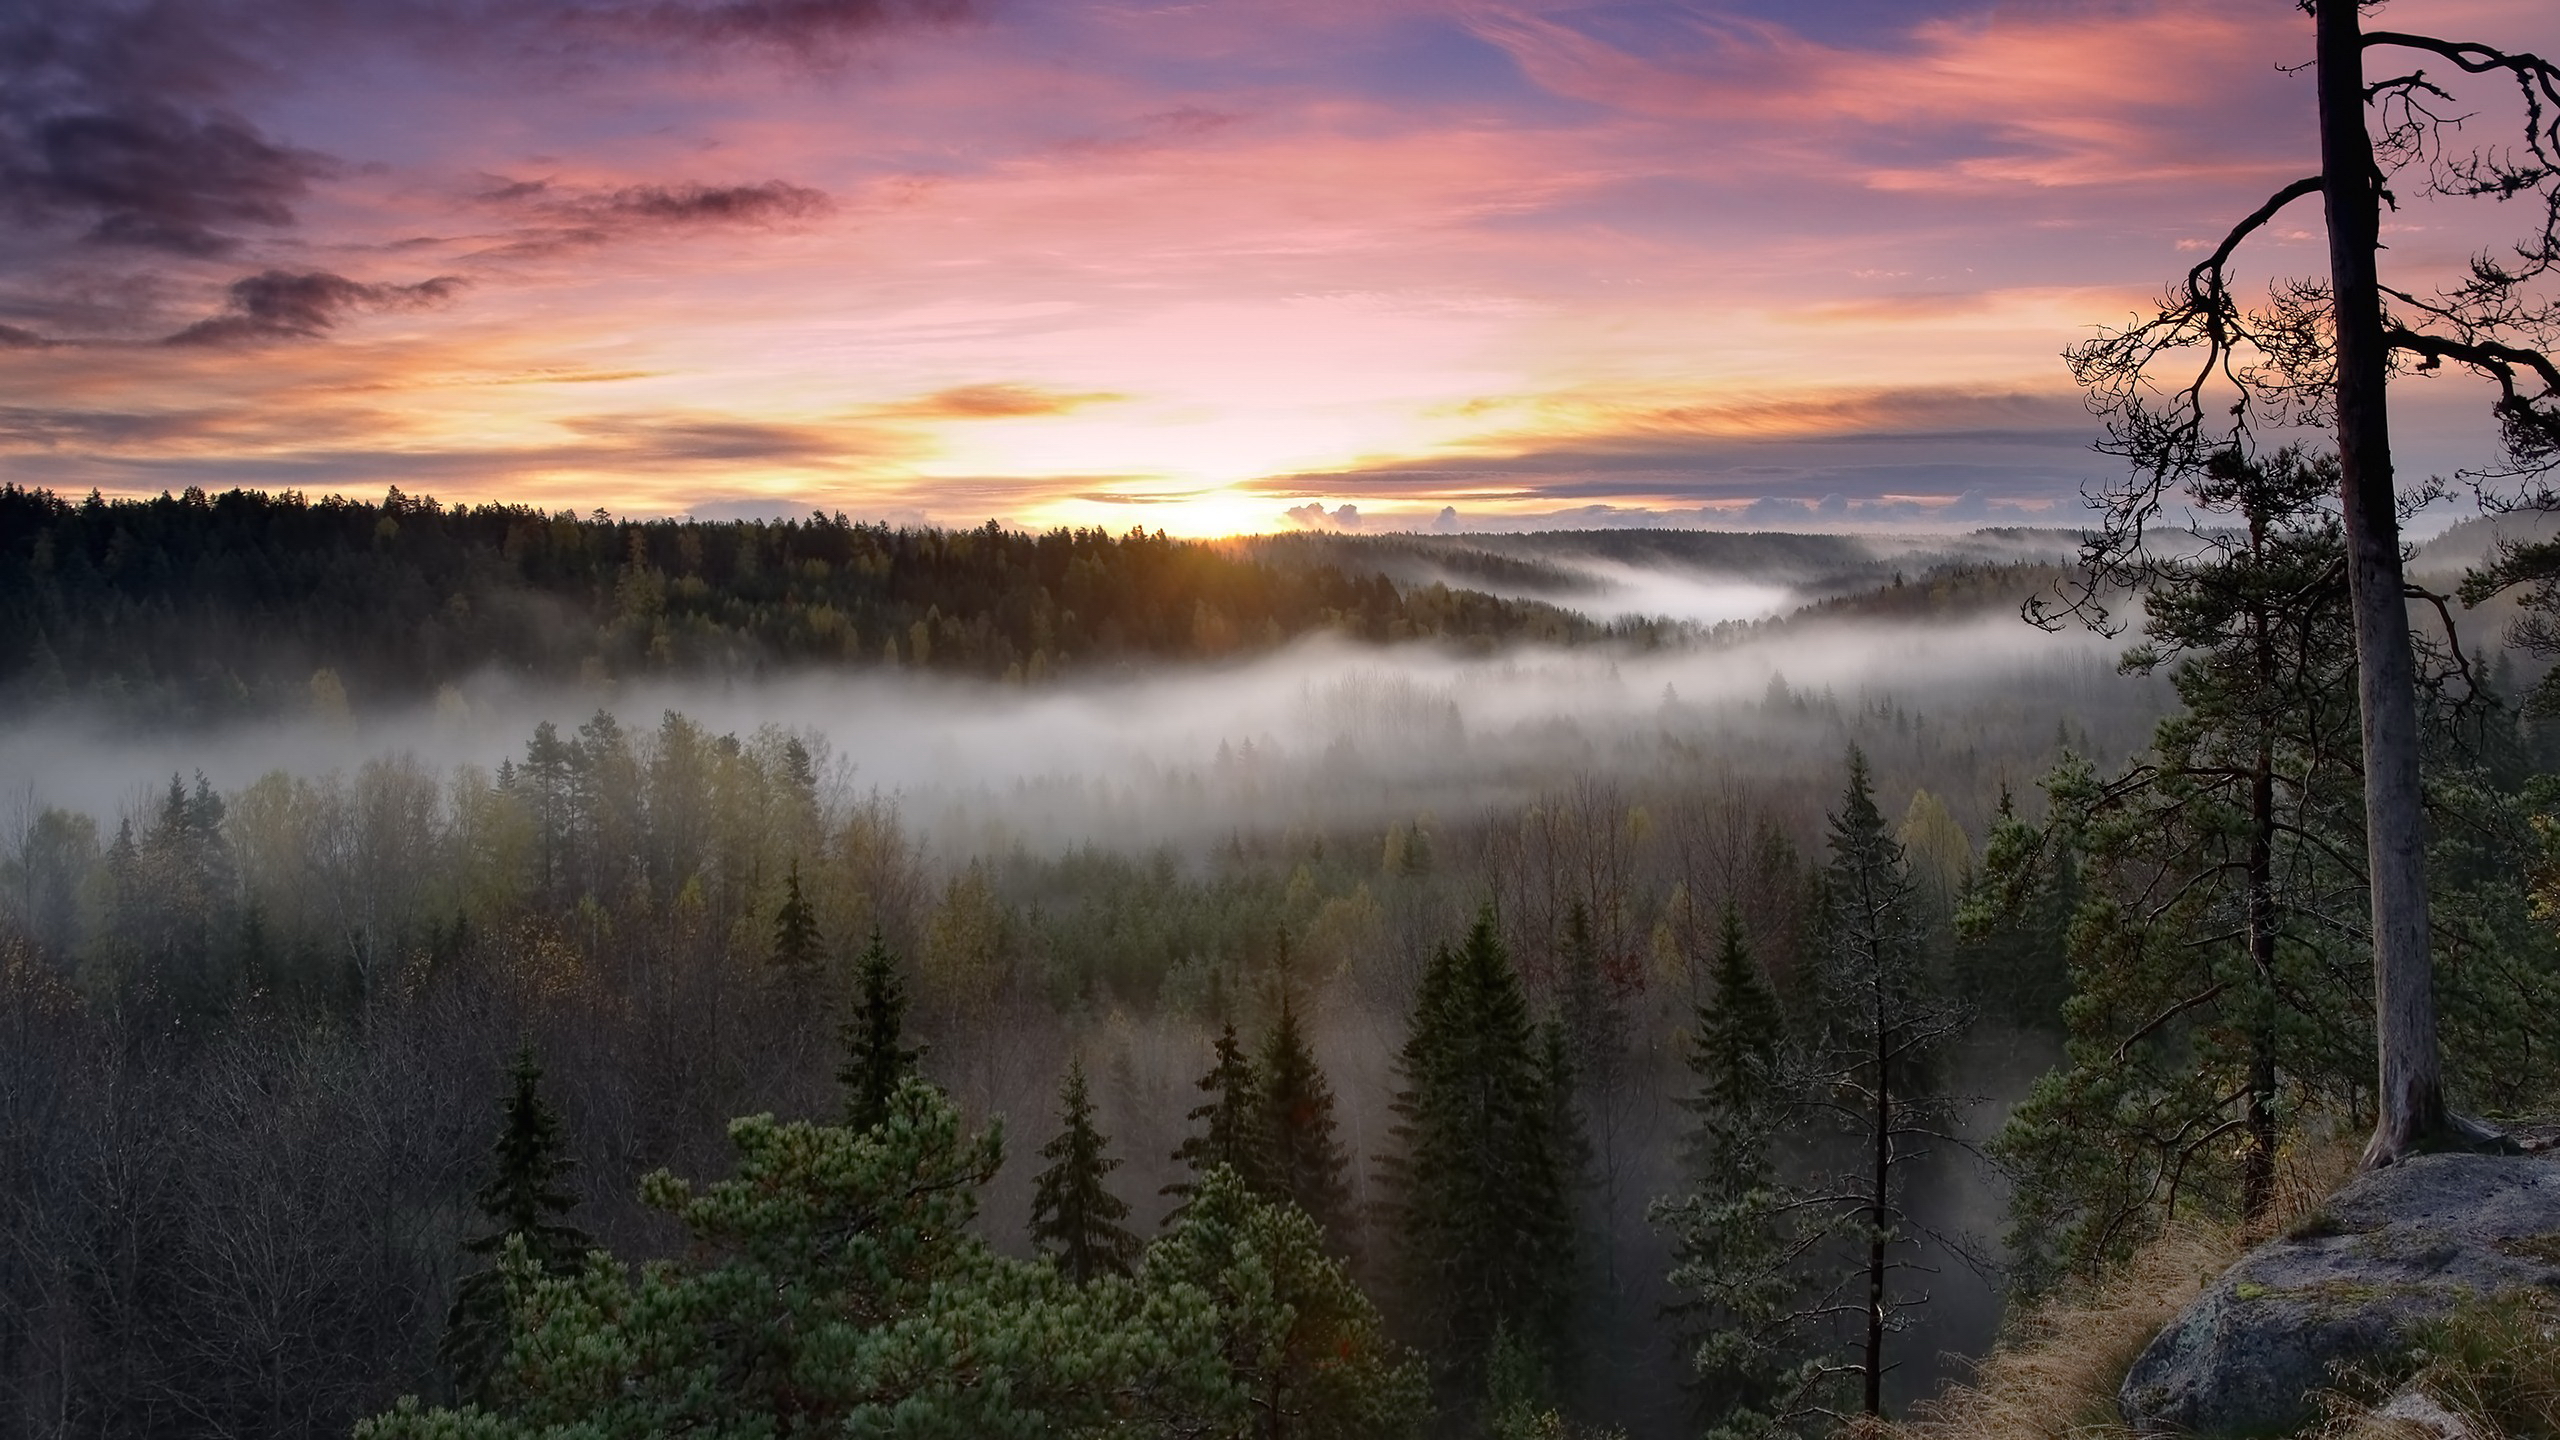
[879, 384, 1126, 419]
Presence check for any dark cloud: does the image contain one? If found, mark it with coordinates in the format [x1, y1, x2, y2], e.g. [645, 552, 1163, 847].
[491, 177, 832, 228]
[466, 177, 835, 256]
[163, 269, 464, 345]
[7, 104, 334, 256]
[0, 325, 50, 347]
[0, 1, 335, 258]
[1, 0, 959, 331]
[1238, 385, 2109, 512]
[0, 405, 220, 448]
[563, 0, 975, 53]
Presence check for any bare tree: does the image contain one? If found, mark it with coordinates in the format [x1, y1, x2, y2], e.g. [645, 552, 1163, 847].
[2056, 0, 2560, 1166]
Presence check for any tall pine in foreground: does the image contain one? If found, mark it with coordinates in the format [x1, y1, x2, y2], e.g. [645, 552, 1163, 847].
[442, 1047, 589, 1403]
[1259, 988, 1357, 1255]
[1652, 903, 1833, 1438]
[1993, 450, 2380, 1289]
[1031, 1059, 1142, 1284]
[839, 929, 922, 1131]
[1382, 908, 1579, 1430]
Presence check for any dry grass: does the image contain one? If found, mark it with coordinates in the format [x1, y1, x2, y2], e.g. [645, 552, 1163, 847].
[2316, 1293, 2560, 1440]
[1867, 1132, 2365, 1440]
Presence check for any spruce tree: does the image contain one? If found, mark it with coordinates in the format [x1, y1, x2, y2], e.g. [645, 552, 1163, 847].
[1805, 748, 1968, 1418]
[1382, 908, 1578, 1424]
[1683, 901, 1785, 1192]
[1258, 989, 1356, 1253]
[839, 928, 922, 1131]
[443, 1047, 589, 1403]
[1653, 903, 1831, 1438]
[770, 858, 823, 979]
[1030, 1059, 1141, 1284]
[1556, 898, 1631, 1297]
[1165, 1020, 1265, 1214]
[1951, 786, 2078, 1030]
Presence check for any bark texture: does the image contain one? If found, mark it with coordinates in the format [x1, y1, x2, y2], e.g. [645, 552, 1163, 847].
[2314, 0, 2449, 1171]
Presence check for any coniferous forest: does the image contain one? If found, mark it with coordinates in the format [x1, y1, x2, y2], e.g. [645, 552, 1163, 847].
[4, 486, 2560, 1440]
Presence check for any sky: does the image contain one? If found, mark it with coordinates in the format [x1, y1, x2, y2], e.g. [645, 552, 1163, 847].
[2, 0, 2554, 535]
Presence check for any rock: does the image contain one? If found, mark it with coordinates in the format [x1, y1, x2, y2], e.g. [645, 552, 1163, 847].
[2368, 1386, 2475, 1439]
[2119, 1150, 2560, 1437]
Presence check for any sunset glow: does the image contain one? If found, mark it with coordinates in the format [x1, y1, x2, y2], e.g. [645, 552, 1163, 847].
[5, 0, 2553, 533]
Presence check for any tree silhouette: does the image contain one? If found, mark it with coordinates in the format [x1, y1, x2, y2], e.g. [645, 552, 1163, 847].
[1167, 1020, 1266, 1219]
[442, 1047, 588, 1402]
[1259, 989, 1356, 1255]
[2057, 0, 2559, 1165]
[839, 929, 922, 1132]
[1031, 1059, 1142, 1284]
[770, 858, 823, 980]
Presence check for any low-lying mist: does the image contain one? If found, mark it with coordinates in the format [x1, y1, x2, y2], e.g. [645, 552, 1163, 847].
[1, 609, 2145, 858]
[0, 544, 2193, 1440]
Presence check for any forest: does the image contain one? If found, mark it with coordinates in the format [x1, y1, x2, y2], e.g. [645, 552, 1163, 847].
[0, 486, 1676, 725]
[4, 477, 2560, 1440]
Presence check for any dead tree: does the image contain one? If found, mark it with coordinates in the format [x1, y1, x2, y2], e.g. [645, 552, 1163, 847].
[2054, 0, 2560, 1167]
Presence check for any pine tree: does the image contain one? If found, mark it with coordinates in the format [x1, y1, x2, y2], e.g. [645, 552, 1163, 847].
[443, 1046, 589, 1402]
[1146, 1165, 1430, 1440]
[1683, 901, 1785, 1193]
[1258, 989, 1355, 1254]
[1382, 908, 1578, 1424]
[1993, 450, 2379, 1287]
[1031, 1059, 1141, 1284]
[838, 928, 922, 1131]
[770, 858, 823, 979]
[1805, 748, 1968, 1418]
[1653, 902, 1832, 1438]
[1166, 1021, 1265, 1214]
[1951, 785, 2078, 1030]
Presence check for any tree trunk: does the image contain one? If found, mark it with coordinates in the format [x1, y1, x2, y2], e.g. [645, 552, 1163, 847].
[2244, 722, 2278, 1220]
[1864, 971, 1887, 1417]
[2313, 0, 2453, 1170]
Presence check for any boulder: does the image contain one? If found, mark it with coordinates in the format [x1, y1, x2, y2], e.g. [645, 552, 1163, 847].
[2119, 1149, 2560, 1437]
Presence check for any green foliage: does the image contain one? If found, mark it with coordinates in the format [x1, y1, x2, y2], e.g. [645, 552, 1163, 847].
[1651, 1186, 1833, 1440]
[769, 858, 824, 979]
[1169, 1021, 1267, 1213]
[1144, 1166, 1429, 1440]
[1653, 900, 1836, 1436]
[1382, 908, 1580, 1424]
[2425, 716, 2560, 1121]
[1031, 1060, 1143, 1285]
[442, 1048, 589, 1404]
[1257, 991, 1356, 1255]
[365, 1084, 1433, 1440]
[1682, 902, 1785, 1193]
[362, 1080, 1247, 1439]
[1992, 452, 2377, 1287]
[1951, 785, 2078, 1028]
[1804, 746, 1969, 1416]
[839, 929, 922, 1132]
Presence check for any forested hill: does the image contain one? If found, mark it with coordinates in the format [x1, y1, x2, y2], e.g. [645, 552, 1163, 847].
[0, 486, 1658, 724]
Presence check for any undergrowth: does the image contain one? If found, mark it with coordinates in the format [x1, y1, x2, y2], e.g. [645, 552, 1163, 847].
[1862, 1133, 2361, 1440]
